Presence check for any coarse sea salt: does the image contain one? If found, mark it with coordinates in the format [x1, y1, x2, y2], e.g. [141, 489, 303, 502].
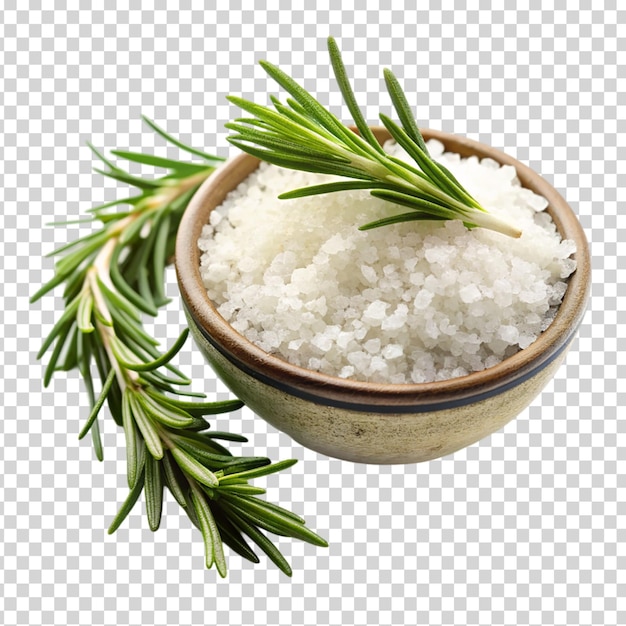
[199, 139, 577, 383]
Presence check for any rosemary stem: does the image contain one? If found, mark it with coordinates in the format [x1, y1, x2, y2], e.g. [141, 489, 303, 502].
[35, 116, 328, 576]
[469, 210, 522, 238]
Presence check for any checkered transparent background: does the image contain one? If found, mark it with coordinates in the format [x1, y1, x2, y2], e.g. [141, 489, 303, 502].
[1, 2, 623, 625]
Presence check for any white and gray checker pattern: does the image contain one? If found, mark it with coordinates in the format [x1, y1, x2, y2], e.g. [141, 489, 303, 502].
[1, 3, 623, 625]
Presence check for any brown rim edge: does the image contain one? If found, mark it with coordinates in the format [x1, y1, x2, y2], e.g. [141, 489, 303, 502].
[176, 128, 591, 409]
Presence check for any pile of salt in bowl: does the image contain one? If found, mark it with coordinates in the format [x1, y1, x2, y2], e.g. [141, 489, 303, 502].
[199, 139, 576, 384]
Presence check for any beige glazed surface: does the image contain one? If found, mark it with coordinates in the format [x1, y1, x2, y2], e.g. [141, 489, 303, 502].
[176, 128, 590, 464]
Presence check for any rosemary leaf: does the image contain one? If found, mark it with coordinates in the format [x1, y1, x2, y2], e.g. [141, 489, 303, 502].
[145, 453, 164, 532]
[127, 390, 164, 460]
[90, 415, 104, 462]
[108, 463, 146, 534]
[78, 368, 116, 440]
[122, 390, 139, 488]
[218, 459, 298, 485]
[111, 150, 214, 173]
[161, 450, 189, 508]
[220, 504, 293, 577]
[170, 446, 219, 488]
[191, 487, 227, 577]
[121, 328, 190, 372]
[134, 392, 194, 429]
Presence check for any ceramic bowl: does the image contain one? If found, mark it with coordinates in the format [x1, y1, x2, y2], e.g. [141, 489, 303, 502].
[176, 128, 590, 464]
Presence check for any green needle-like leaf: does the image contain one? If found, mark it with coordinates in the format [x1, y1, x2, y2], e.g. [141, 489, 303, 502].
[152, 212, 171, 306]
[359, 210, 446, 231]
[218, 459, 298, 485]
[327, 36, 384, 154]
[120, 328, 190, 372]
[93, 167, 162, 190]
[145, 453, 164, 531]
[222, 505, 293, 577]
[118, 210, 153, 247]
[111, 150, 215, 174]
[211, 507, 260, 564]
[97, 277, 142, 322]
[217, 484, 266, 496]
[91, 416, 104, 461]
[127, 390, 164, 460]
[122, 389, 140, 488]
[76, 293, 95, 333]
[43, 322, 75, 387]
[278, 180, 384, 200]
[221, 493, 328, 547]
[109, 244, 159, 316]
[36, 296, 81, 359]
[141, 116, 225, 163]
[382, 67, 430, 154]
[191, 487, 227, 577]
[161, 450, 188, 508]
[170, 446, 219, 488]
[78, 368, 116, 440]
[135, 392, 194, 429]
[108, 463, 146, 534]
[143, 388, 244, 416]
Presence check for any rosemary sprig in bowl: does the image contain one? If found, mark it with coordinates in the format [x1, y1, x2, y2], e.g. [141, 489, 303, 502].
[32, 117, 327, 577]
[226, 36, 521, 239]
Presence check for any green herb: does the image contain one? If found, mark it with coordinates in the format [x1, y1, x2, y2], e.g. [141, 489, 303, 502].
[32, 117, 327, 577]
[226, 36, 521, 239]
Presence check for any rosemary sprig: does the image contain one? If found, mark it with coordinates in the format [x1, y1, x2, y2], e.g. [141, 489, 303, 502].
[32, 117, 327, 577]
[227, 36, 521, 239]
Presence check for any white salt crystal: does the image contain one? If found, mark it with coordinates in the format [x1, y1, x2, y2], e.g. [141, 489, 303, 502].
[549, 281, 568, 304]
[459, 284, 482, 304]
[370, 356, 387, 372]
[425, 139, 444, 157]
[484, 355, 502, 369]
[557, 239, 577, 258]
[480, 158, 500, 170]
[363, 300, 388, 322]
[311, 333, 333, 352]
[413, 290, 433, 310]
[528, 192, 549, 212]
[336, 331, 354, 349]
[498, 325, 519, 343]
[364, 338, 381, 354]
[382, 344, 403, 360]
[518, 334, 535, 349]
[560, 258, 577, 278]
[425, 245, 456, 265]
[322, 234, 346, 254]
[263, 331, 281, 349]
[347, 351, 369, 370]
[238, 256, 258, 273]
[409, 271, 425, 286]
[361, 265, 377, 283]
[451, 367, 469, 378]
[381, 303, 408, 331]
[354, 327, 367, 341]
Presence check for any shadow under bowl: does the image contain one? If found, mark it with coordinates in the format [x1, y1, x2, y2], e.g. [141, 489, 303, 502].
[175, 128, 590, 464]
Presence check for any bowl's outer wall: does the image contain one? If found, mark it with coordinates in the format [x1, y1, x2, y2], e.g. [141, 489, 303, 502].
[176, 128, 590, 463]
[185, 306, 571, 463]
